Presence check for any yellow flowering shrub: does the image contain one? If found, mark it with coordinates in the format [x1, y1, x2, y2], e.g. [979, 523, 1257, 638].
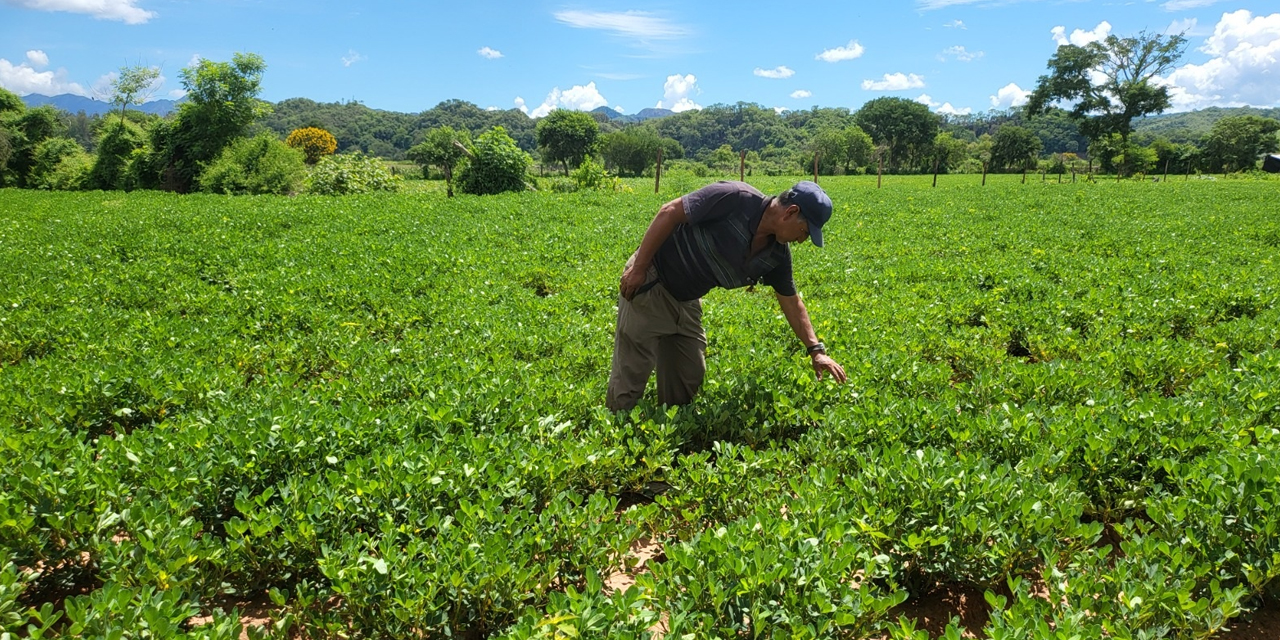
[285, 127, 338, 164]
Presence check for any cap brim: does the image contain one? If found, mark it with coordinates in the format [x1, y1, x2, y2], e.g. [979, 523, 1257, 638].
[808, 221, 824, 248]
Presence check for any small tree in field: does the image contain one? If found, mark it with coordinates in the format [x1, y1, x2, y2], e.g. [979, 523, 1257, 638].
[286, 126, 338, 164]
[535, 109, 599, 175]
[108, 65, 162, 124]
[457, 126, 531, 196]
[406, 126, 470, 197]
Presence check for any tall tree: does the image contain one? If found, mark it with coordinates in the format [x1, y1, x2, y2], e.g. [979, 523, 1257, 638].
[854, 97, 939, 172]
[108, 64, 162, 124]
[535, 109, 600, 175]
[1027, 31, 1187, 146]
[155, 53, 271, 191]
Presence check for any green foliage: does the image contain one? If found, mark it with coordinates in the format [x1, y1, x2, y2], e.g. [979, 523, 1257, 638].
[305, 151, 401, 195]
[199, 134, 307, 195]
[406, 126, 470, 196]
[108, 64, 162, 123]
[1203, 115, 1280, 173]
[990, 125, 1043, 172]
[535, 110, 600, 175]
[854, 97, 940, 172]
[88, 119, 145, 191]
[600, 127, 676, 177]
[0, 105, 64, 188]
[457, 126, 532, 195]
[569, 157, 620, 191]
[1028, 31, 1188, 143]
[28, 137, 87, 190]
[155, 52, 272, 192]
[3, 175, 1280, 638]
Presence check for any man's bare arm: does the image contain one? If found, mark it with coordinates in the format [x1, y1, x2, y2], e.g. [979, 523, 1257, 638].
[776, 292, 847, 383]
[620, 198, 686, 300]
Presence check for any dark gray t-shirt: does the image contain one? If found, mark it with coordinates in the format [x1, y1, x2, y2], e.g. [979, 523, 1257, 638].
[652, 181, 796, 301]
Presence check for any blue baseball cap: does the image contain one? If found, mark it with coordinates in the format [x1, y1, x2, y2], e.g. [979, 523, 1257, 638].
[788, 181, 833, 247]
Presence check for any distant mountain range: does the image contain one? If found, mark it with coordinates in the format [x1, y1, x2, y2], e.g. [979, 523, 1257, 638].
[591, 106, 675, 123]
[20, 93, 182, 117]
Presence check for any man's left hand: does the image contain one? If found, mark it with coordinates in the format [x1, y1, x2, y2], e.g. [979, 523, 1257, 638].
[811, 354, 847, 383]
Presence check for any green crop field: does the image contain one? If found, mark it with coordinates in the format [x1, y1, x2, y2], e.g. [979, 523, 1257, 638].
[2, 176, 1279, 638]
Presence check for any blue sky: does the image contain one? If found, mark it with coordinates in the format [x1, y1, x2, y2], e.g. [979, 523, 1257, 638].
[2, 0, 1277, 117]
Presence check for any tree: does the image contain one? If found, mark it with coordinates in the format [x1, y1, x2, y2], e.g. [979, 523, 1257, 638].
[931, 132, 970, 173]
[406, 126, 471, 196]
[600, 128, 666, 177]
[286, 126, 338, 164]
[991, 126, 1043, 172]
[1, 106, 63, 187]
[535, 110, 600, 175]
[1202, 115, 1280, 173]
[156, 52, 272, 192]
[108, 64, 162, 124]
[457, 126, 532, 195]
[1027, 31, 1187, 147]
[840, 126, 874, 174]
[88, 118, 145, 190]
[854, 97, 939, 172]
[200, 134, 307, 195]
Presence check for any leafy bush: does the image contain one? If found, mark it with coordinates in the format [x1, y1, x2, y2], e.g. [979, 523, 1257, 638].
[569, 157, 620, 191]
[27, 137, 85, 190]
[199, 134, 307, 195]
[305, 151, 401, 195]
[285, 126, 338, 164]
[88, 119, 145, 190]
[456, 126, 531, 195]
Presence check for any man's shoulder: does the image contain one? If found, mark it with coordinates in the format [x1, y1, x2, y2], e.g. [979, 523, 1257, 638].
[695, 181, 765, 198]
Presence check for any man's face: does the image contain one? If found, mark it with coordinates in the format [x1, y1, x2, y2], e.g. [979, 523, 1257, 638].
[780, 205, 810, 244]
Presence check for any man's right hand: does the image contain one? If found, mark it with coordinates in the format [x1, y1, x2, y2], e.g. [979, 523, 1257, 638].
[619, 260, 649, 301]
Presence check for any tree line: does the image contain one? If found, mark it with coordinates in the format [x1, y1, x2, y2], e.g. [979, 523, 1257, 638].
[4, 31, 1279, 195]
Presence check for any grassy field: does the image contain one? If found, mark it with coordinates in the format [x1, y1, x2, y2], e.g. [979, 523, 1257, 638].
[2, 176, 1279, 638]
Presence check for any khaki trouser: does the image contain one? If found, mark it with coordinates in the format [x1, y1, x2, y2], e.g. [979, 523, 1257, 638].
[606, 255, 706, 411]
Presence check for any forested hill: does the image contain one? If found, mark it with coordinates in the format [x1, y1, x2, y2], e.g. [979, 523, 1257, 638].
[1134, 106, 1280, 143]
[249, 96, 1276, 163]
[256, 98, 538, 158]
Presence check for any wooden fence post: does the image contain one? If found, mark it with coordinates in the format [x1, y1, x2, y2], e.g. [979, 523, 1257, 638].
[932, 157, 939, 188]
[740, 150, 746, 182]
[813, 153, 820, 184]
[877, 155, 883, 189]
[981, 162, 987, 186]
[654, 148, 662, 194]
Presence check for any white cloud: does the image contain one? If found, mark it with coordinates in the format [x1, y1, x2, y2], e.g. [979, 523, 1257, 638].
[943, 20, 967, 29]
[0, 55, 87, 96]
[915, 93, 971, 115]
[25, 50, 48, 68]
[1165, 18, 1211, 37]
[519, 82, 610, 118]
[862, 72, 925, 91]
[937, 103, 972, 115]
[773, 106, 788, 115]
[791, 89, 811, 99]
[187, 54, 202, 68]
[816, 40, 865, 62]
[939, 45, 983, 62]
[341, 50, 366, 67]
[1051, 21, 1112, 47]
[553, 10, 690, 39]
[1159, 10, 1280, 110]
[990, 82, 1031, 108]
[485, 106, 499, 111]
[754, 66, 794, 79]
[168, 88, 186, 99]
[3, 0, 154, 23]
[478, 47, 503, 59]
[614, 104, 625, 113]
[656, 73, 700, 112]
[1162, 0, 1226, 11]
